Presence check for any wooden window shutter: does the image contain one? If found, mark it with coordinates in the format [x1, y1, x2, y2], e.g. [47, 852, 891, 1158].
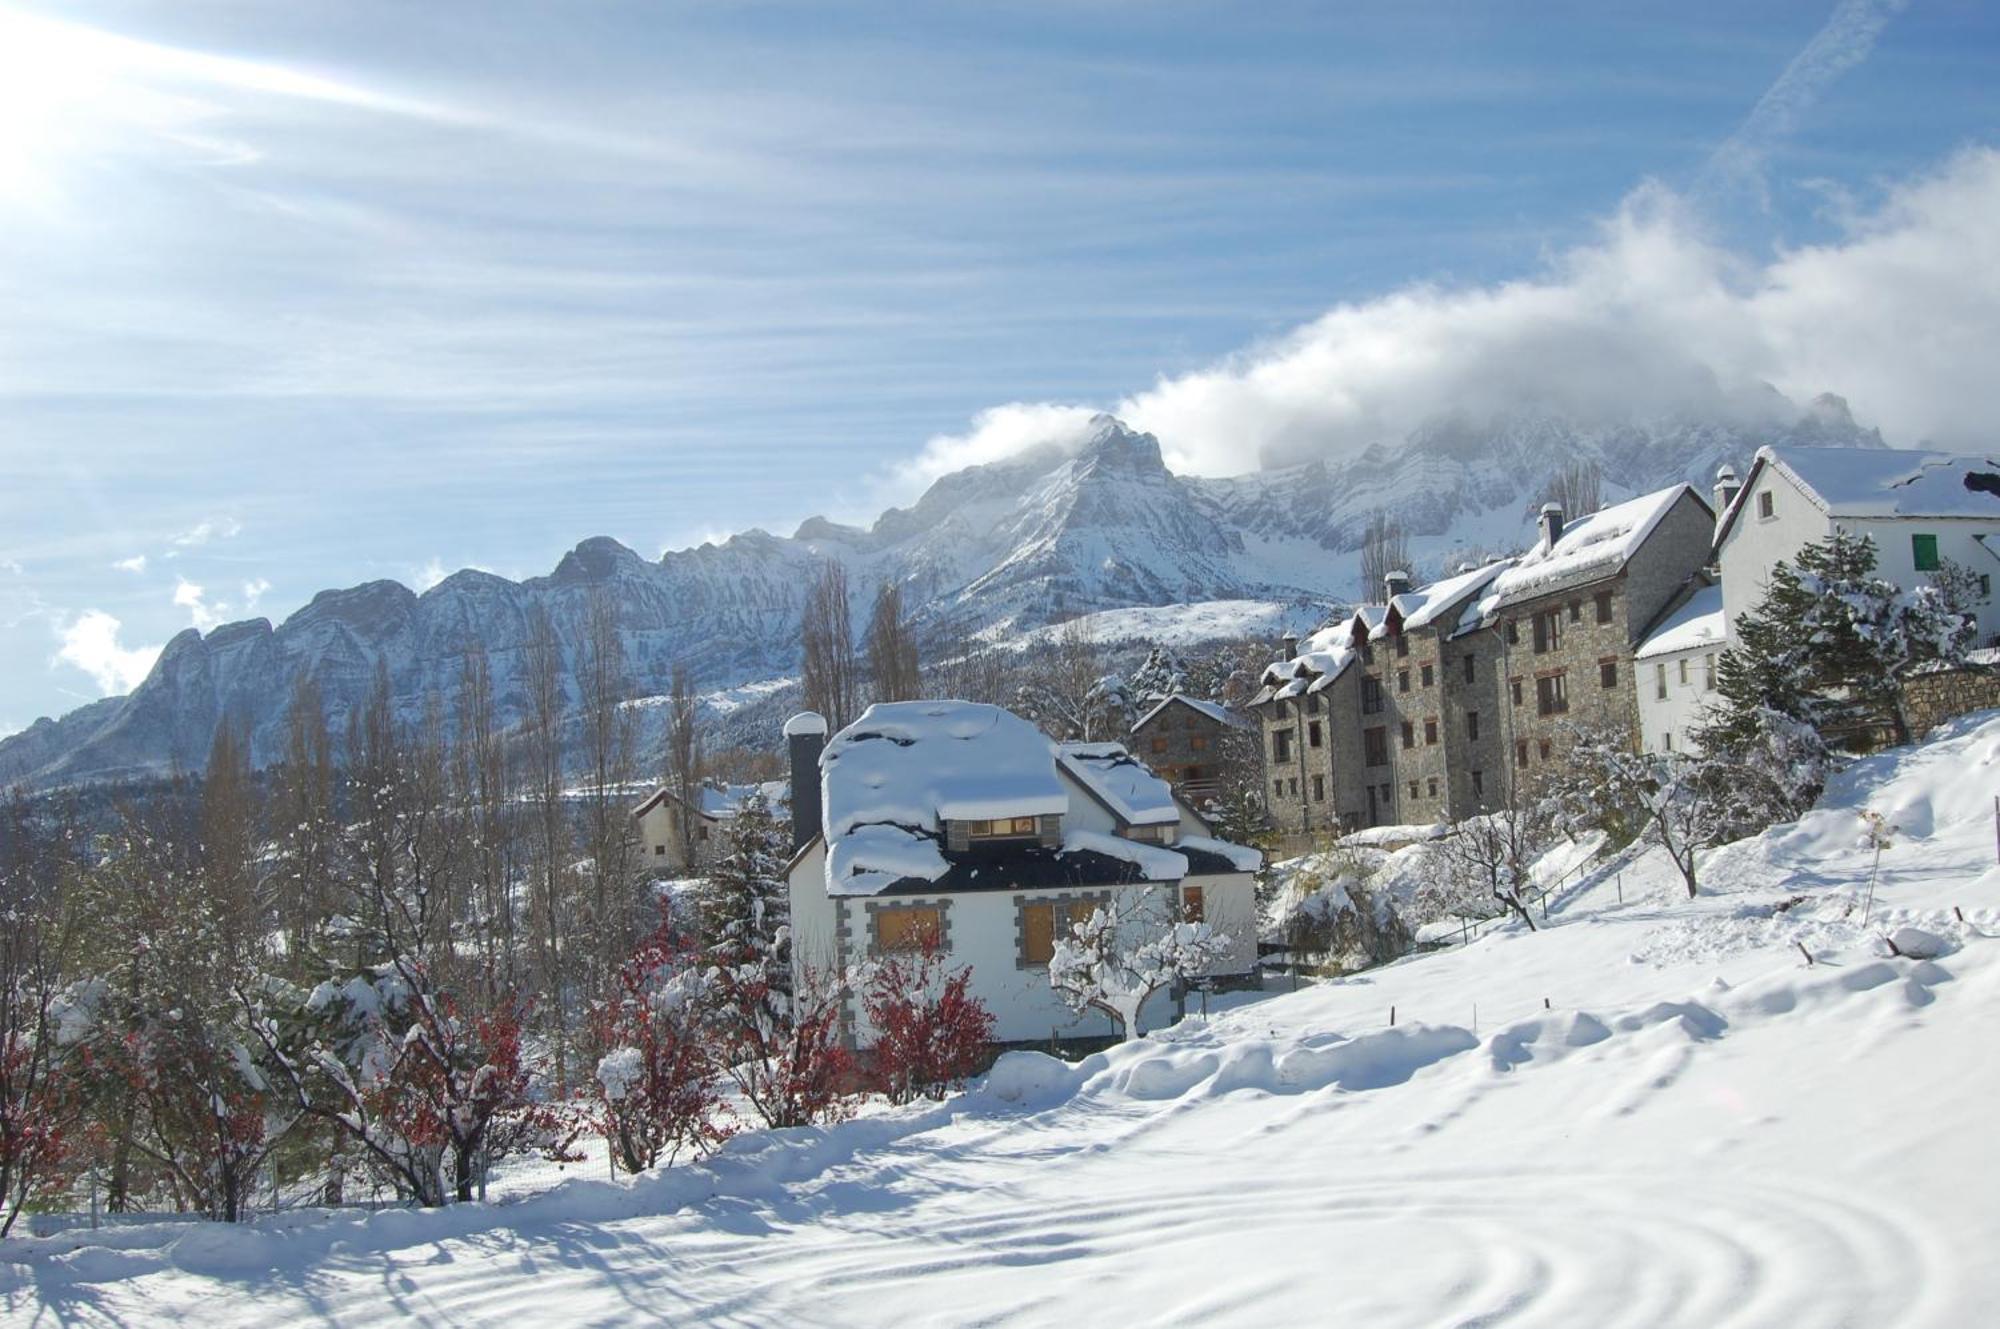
[1038, 814, 1062, 847]
[1022, 903, 1055, 965]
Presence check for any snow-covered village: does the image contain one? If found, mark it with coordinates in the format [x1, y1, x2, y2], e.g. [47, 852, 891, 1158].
[5, 3, 2000, 1326]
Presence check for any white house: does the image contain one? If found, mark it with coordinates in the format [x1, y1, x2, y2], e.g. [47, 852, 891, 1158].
[631, 778, 786, 874]
[1634, 580, 1726, 755]
[1714, 446, 2000, 647]
[784, 701, 1261, 1047]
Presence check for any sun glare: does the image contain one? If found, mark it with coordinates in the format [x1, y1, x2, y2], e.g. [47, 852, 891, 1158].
[0, 8, 122, 199]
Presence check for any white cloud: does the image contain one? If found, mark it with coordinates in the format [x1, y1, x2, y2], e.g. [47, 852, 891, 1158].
[906, 148, 2000, 480]
[112, 554, 148, 573]
[170, 516, 242, 548]
[52, 610, 159, 695]
[173, 576, 225, 630]
[413, 559, 448, 592]
[241, 577, 271, 608]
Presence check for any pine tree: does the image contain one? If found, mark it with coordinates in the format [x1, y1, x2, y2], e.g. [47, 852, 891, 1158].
[691, 793, 789, 972]
[1127, 647, 1190, 704]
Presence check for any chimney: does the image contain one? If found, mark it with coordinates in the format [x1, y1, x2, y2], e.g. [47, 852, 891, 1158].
[1279, 632, 1299, 661]
[783, 711, 828, 852]
[1538, 502, 1565, 551]
[1383, 568, 1412, 602]
[1713, 464, 1742, 521]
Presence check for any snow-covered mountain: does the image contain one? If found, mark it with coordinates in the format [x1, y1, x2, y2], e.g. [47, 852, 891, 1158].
[0, 396, 1884, 788]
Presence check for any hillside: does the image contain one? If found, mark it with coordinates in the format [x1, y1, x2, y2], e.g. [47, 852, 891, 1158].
[6, 710, 1993, 1327]
[0, 396, 1882, 790]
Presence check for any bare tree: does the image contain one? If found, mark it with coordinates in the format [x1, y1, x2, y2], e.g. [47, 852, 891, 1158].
[1422, 796, 1549, 932]
[271, 675, 338, 972]
[455, 640, 518, 998]
[800, 561, 859, 732]
[522, 604, 577, 1091]
[665, 661, 704, 869]
[864, 581, 922, 704]
[1358, 511, 1409, 602]
[1542, 460, 1603, 519]
[579, 589, 641, 973]
[1047, 888, 1231, 1041]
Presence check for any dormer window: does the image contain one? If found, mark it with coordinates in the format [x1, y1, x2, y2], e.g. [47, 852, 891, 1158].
[969, 816, 1041, 840]
[1126, 823, 1176, 845]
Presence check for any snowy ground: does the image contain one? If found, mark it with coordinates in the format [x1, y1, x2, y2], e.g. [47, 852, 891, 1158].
[8, 716, 2000, 1326]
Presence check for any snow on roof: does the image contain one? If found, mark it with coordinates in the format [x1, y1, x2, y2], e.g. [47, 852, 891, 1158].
[1259, 617, 1365, 702]
[1760, 446, 2000, 520]
[1058, 742, 1181, 826]
[1177, 834, 1262, 872]
[783, 711, 828, 737]
[1469, 484, 1694, 623]
[698, 780, 787, 818]
[1379, 560, 1512, 637]
[1132, 694, 1252, 733]
[1636, 583, 1726, 661]
[1060, 829, 1187, 881]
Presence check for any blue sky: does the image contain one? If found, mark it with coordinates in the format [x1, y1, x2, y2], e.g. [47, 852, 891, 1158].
[3, 0, 1999, 731]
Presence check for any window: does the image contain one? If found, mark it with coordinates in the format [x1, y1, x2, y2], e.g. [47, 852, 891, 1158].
[1364, 727, 1389, 767]
[1273, 729, 1293, 763]
[654, 844, 666, 857]
[1655, 662, 1668, 701]
[970, 816, 1041, 839]
[1019, 901, 1074, 965]
[1535, 672, 1569, 716]
[1181, 885, 1204, 924]
[1912, 532, 1941, 572]
[1126, 824, 1174, 844]
[877, 905, 941, 953]
[1664, 732, 1674, 752]
[1595, 591, 1613, 624]
[1704, 653, 1717, 690]
[1361, 641, 1374, 665]
[1407, 781, 1419, 801]
[1505, 620, 1520, 646]
[1678, 658, 1690, 686]
[1538, 738, 1552, 761]
[1289, 777, 1299, 796]
[1600, 659, 1618, 689]
[1397, 669, 1411, 694]
[1273, 778, 1283, 798]
[1308, 721, 1323, 749]
[1515, 739, 1530, 767]
[1471, 770, 1485, 796]
[1190, 735, 1208, 751]
[1421, 663, 1435, 688]
[1427, 777, 1438, 799]
[697, 826, 710, 842]
[1312, 774, 1325, 803]
[1467, 711, 1481, 741]
[1463, 654, 1476, 684]
[1757, 491, 1774, 519]
[1533, 610, 1561, 654]
[1151, 737, 1168, 753]
[1982, 575, 1993, 599]
[1568, 600, 1581, 624]
[1400, 721, 1415, 749]
[1424, 717, 1438, 745]
[1307, 694, 1321, 715]
[1395, 635, 1410, 658]
[1510, 677, 1524, 706]
[1362, 677, 1384, 715]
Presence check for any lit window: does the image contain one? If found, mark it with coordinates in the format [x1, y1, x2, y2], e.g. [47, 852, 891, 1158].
[970, 816, 1040, 839]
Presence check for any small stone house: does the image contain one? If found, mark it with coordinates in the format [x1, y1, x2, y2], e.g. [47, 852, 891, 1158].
[1129, 694, 1253, 806]
[631, 779, 786, 875]
[784, 701, 1262, 1047]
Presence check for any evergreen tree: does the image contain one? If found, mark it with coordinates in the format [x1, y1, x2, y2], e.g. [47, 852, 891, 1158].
[690, 793, 789, 972]
[1126, 647, 1190, 704]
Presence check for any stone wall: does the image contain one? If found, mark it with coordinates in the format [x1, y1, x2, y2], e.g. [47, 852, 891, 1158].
[1905, 667, 2000, 737]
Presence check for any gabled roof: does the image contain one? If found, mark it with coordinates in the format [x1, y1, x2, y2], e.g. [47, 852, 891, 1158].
[1715, 445, 2000, 547]
[1375, 559, 1511, 639]
[1462, 484, 1706, 630]
[1132, 694, 1253, 733]
[1635, 580, 1725, 661]
[1058, 742, 1181, 826]
[1254, 617, 1364, 704]
[631, 779, 785, 822]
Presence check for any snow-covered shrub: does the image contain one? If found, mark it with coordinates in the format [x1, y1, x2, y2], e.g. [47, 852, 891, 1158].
[1265, 847, 1413, 972]
[704, 955, 855, 1130]
[589, 915, 728, 1174]
[1048, 890, 1230, 1042]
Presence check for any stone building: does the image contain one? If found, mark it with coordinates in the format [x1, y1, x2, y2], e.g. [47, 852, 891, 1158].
[1249, 482, 1718, 830]
[1129, 694, 1255, 807]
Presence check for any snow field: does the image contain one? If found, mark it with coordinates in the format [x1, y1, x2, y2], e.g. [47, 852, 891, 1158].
[7, 714, 2000, 1326]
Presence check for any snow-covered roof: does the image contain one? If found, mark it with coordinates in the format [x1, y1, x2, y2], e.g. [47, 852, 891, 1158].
[1466, 484, 1696, 626]
[632, 779, 785, 822]
[1058, 742, 1181, 826]
[1635, 583, 1726, 661]
[813, 700, 1258, 897]
[1378, 559, 1512, 637]
[1759, 445, 2000, 521]
[1132, 694, 1253, 733]
[1257, 616, 1364, 703]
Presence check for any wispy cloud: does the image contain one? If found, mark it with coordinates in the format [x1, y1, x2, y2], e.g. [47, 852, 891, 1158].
[170, 517, 242, 548]
[241, 577, 271, 608]
[1700, 0, 1914, 210]
[52, 610, 159, 695]
[112, 554, 148, 573]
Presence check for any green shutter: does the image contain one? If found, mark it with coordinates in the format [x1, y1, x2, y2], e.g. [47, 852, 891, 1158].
[1911, 533, 1940, 572]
